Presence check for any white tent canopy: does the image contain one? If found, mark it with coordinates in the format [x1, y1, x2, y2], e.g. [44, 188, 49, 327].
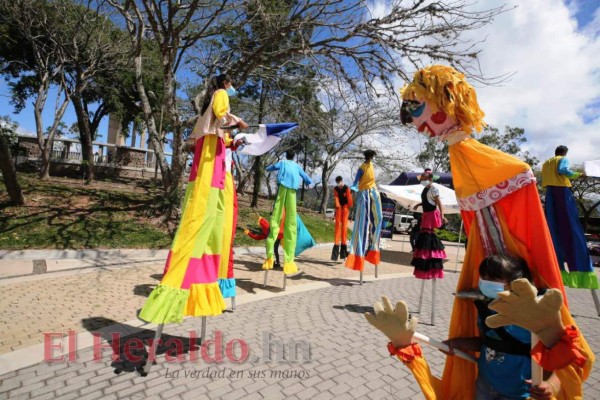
[379, 183, 461, 214]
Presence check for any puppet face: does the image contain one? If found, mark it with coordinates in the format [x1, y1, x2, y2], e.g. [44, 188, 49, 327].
[401, 98, 459, 138]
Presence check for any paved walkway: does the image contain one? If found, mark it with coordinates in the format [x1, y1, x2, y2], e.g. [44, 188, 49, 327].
[1, 238, 598, 399]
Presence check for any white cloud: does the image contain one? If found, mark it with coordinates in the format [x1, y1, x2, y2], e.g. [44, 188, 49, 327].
[461, 0, 600, 165]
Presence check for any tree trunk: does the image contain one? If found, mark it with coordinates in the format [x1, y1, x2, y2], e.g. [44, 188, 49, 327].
[71, 94, 95, 183]
[0, 135, 25, 205]
[250, 156, 262, 208]
[319, 160, 331, 213]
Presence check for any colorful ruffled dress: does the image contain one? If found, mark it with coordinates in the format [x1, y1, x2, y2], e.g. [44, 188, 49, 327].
[139, 89, 239, 323]
[542, 156, 598, 289]
[345, 161, 383, 271]
[411, 185, 446, 279]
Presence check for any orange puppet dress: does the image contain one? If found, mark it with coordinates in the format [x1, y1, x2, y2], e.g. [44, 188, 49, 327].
[397, 65, 593, 399]
[332, 184, 353, 260]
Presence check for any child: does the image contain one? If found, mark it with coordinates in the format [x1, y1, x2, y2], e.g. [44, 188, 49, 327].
[444, 254, 560, 400]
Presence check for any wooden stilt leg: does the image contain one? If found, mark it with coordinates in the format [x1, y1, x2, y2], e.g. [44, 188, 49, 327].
[201, 317, 207, 343]
[375, 265, 378, 278]
[431, 278, 437, 326]
[592, 289, 600, 317]
[231, 296, 236, 311]
[263, 270, 268, 288]
[143, 323, 164, 375]
[360, 270, 363, 285]
[417, 279, 425, 314]
[283, 273, 287, 290]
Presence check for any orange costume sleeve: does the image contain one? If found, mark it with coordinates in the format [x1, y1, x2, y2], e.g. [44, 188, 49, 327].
[333, 188, 341, 209]
[392, 343, 440, 400]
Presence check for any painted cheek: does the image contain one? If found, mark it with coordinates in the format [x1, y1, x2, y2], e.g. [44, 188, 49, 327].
[431, 111, 447, 124]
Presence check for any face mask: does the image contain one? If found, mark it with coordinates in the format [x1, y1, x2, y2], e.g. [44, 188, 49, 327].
[226, 86, 237, 97]
[420, 180, 430, 187]
[478, 278, 506, 299]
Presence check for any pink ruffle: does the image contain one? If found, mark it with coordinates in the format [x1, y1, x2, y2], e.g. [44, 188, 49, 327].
[421, 210, 442, 230]
[413, 249, 447, 259]
[414, 269, 444, 279]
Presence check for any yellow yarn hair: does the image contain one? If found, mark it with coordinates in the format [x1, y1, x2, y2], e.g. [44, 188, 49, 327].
[401, 65, 486, 134]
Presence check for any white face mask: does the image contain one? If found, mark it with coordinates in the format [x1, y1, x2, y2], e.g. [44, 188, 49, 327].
[420, 180, 430, 187]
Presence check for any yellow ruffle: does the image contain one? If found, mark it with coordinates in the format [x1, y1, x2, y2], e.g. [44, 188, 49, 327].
[283, 261, 298, 275]
[184, 282, 226, 317]
[262, 257, 274, 270]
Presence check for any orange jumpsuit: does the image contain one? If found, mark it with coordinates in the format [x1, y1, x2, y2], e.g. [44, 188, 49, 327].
[333, 185, 353, 245]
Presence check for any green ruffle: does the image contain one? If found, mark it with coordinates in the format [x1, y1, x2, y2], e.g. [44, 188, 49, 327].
[139, 284, 190, 324]
[561, 271, 600, 289]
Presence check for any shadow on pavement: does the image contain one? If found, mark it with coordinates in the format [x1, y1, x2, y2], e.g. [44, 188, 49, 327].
[332, 304, 374, 314]
[81, 317, 202, 376]
[380, 248, 414, 265]
[133, 283, 157, 297]
[287, 271, 364, 287]
[235, 277, 286, 294]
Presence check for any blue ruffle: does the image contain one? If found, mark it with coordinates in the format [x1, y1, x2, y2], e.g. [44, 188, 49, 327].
[218, 278, 236, 298]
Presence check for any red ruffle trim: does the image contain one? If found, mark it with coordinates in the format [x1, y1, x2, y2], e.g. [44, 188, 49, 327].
[388, 342, 423, 364]
[531, 325, 587, 370]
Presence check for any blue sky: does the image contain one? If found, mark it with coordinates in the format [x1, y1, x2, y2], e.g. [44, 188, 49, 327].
[1, 0, 599, 166]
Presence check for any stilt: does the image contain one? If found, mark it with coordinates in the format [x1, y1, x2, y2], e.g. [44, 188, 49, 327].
[231, 296, 236, 311]
[455, 220, 463, 272]
[360, 270, 363, 285]
[592, 289, 600, 317]
[283, 273, 287, 290]
[143, 323, 164, 375]
[200, 316, 207, 343]
[431, 278, 437, 326]
[263, 270, 268, 288]
[375, 265, 378, 278]
[417, 279, 425, 314]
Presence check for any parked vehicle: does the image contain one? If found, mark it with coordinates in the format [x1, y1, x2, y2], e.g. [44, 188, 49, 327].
[394, 214, 415, 234]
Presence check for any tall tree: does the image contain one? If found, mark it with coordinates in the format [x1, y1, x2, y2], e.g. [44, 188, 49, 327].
[0, 117, 25, 205]
[0, 0, 72, 180]
[107, 0, 230, 200]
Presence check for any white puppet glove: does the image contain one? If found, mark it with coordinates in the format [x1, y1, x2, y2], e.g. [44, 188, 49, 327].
[365, 296, 417, 348]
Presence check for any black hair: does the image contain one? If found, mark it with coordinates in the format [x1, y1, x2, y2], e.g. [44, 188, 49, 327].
[201, 74, 232, 115]
[479, 254, 532, 283]
[363, 149, 376, 161]
[335, 176, 343, 183]
[420, 172, 433, 181]
[424, 168, 432, 172]
[555, 145, 568, 156]
[286, 150, 295, 160]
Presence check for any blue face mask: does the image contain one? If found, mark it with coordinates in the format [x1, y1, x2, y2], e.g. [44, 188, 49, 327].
[478, 278, 506, 299]
[226, 86, 237, 97]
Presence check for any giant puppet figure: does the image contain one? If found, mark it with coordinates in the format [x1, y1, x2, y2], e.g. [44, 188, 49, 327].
[139, 74, 248, 323]
[365, 66, 593, 399]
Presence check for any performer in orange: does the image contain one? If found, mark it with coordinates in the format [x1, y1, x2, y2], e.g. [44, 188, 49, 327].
[332, 176, 353, 261]
[363, 65, 593, 399]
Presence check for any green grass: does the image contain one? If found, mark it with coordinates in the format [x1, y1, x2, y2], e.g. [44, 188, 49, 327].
[0, 173, 335, 250]
[436, 228, 461, 243]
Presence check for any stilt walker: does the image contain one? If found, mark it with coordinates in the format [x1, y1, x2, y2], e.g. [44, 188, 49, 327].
[412, 172, 447, 325]
[332, 176, 353, 261]
[542, 146, 599, 314]
[359, 65, 594, 399]
[139, 74, 248, 373]
[261, 149, 313, 276]
[345, 150, 383, 280]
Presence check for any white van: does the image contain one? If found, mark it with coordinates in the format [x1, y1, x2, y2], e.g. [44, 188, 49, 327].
[394, 214, 415, 234]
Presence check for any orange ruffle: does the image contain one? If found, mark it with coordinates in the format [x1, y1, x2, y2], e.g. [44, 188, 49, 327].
[531, 326, 587, 371]
[389, 342, 423, 364]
